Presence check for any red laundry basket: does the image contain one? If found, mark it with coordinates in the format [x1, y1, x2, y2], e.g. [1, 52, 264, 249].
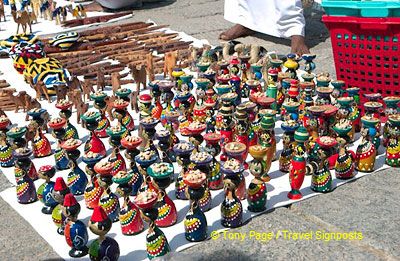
[322, 15, 400, 100]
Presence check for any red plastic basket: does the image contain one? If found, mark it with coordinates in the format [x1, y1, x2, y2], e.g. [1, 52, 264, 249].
[322, 15, 400, 99]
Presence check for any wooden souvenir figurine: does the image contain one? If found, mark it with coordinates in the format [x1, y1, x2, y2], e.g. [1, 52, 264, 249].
[288, 146, 306, 199]
[147, 163, 178, 227]
[81, 111, 106, 157]
[346, 87, 361, 132]
[356, 117, 379, 172]
[63, 193, 89, 258]
[190, 152, 213, 212]
[283, 53, 299, 79]
[90, 91, 110, 138]
[133, 191, 171, 260]
[140, 117, 159, 152]
[83, 152, 105, 209]
[11, 10, 32, 34]
[7, 127, 38, 181]
[13, 148, 38, 204]
[187, 121, 206, 152]
[61, 139, 88, 195]
[51, 177, 70, 235]
[31, 0, 42, 19]
[121, 135, 144, 196]
[310, 137, 336, 193]
[204, 132, 223, 190]
[259, 115, 277, 162]
[88, 206, 120, 261]
[26, 109, 52, 158]
[183, 170, 208, 241]
[248, 145, 268, 212]
[220, 169, 243, 228]
[113, 171, 144, 235]
[106, 124, 127, 176]
[113, 97, 134, 132]
[37, 165, 58, 214]
[0, 116, 14, 167]
[173, 141, 195, 200]
[95, 161, 120, 222]
[56, 100, 79, 140]
[385, 114, 400, 167]
[218, 100, 234, 161]
[335, 138, 355, 179]
[233, 104, 250, 167]
[48, 117, 69, 170]
[279, 132, 294, 172]
[156, 129, 175, 165]
[224, 144, 247, 200]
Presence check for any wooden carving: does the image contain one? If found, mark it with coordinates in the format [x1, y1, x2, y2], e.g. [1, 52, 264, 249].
[96, 67, 106, 91]
[111, 72, 121, 94]
[25, 97, 42, 121]
[145, 52, 155, 82]
[54, 84, 68, 102]
[131, 64, 146, 91]
[105, 96, 116, 121]
[11, 10, 32, 34]
[2, 89, 28, 112]
[76, 102, 89, 126]
[163, 50, 178, 78]
[34, 81, 51, 102]
[81, 78, 94, 102]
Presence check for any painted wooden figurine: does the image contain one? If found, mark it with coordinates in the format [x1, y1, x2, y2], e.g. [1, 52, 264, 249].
[133, 191, 171, 260]
[106, 124, 127, 176]
[13, 148, 38, 204]
[247, 145, 268, 212]
[63, 193, 89, 258]
[49, 117, 69, 170]
[88, 206, 120, 261]
[147, 162, 178, 227]
[385, 115, 400, 167]
[121, 135, 143, 196]
[0, 132, 14, 168]
[113, 171, 144, 235]
[183, 169, 208, 241]
[279, 132, 294, 172]
[81, 111, 106, 157]
[95, 161, 121, 223]
[335, 138, 355, 179]
[220, 174, 243, 228]
[356, 117, 379, 172]
[56, 100, 79, 140]
[204, 132, 223, 190]
[83, 152, 105, 209]
[61, 139, 88, 196]
[37, 165, 58, 214]
[90, 91, 110, 138]
[310, 137, 335, 193]
[51, 177, 70, 235]
[26, 117, 52, 158]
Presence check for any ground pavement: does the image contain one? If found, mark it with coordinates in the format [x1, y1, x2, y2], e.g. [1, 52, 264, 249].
[0, 0, 399, 260]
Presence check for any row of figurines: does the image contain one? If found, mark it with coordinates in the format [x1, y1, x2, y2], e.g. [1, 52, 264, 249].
[7, 109, 400, 258]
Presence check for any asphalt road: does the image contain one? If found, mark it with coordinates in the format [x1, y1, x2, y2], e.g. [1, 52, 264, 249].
[1, 0, 399, 260]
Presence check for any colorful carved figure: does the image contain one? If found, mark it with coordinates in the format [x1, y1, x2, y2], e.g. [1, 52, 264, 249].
[61, 139, 87, 196]
[37, 165, 58, 214]
[183, 170, 208, 241]
[95, 161, 121, 223]
[385, 115, 400, 167]
[90, 92, 110, 138]
[106, 125, 127, 176]
[83, 152, 105, 209]
[88, 207, 120, 261]
[81, 111, 106, 157]
[14, 148, 38, 204]
[190, 151, 213, 212]
[56, 100, 79, 140]
[113, 171, 144, 235]
[52, 177, 70, 235]
[0, 132, 14, 168]
[279, 132, 294, 172]
[121, 135, 143, 196]
[63, 193, 89, 258]
[335, 138, 355, 179]
[133, 191, 171, 260]
[310, 137, 336, 193]
[27, 120, 52, 158]
[204, 132, 223, 190]
[173, 141, 195, 200]
[49, 117, 69, 170]
[220, 174, 243, 228]
[356, 117, 379, 172]
[147, 162, 177, 227]
[247, 145, 268, 212]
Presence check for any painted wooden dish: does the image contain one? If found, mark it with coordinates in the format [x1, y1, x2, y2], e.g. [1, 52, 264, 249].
[94, 161, 114, 176]
[316, 136, 338, 149]
[249, 145, 268, 159]
[190, 152, 213, 166]
[106, 125, 127, 139]
[48, 118, 66, 130]
[112, 170, 134, 185]
[60, 139, 82, 151]
[225, 142, 246, 157]
[173, 142, 195, 156]
[147, 162, 174, 179]
[55, 100, 73, 110]
[133, 191, 158, 210]
[6, 127, 27, 139]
